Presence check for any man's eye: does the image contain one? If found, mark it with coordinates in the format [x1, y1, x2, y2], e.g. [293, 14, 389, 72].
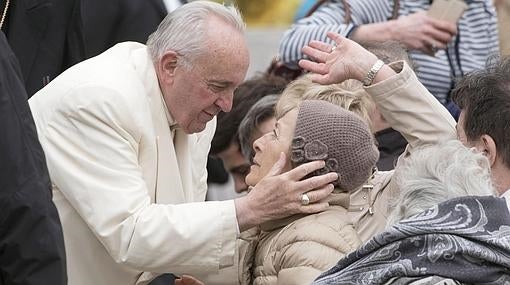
[208, 84, 226, 92]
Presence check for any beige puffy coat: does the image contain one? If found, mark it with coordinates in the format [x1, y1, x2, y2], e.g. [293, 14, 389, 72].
[238, 193, 360, 285]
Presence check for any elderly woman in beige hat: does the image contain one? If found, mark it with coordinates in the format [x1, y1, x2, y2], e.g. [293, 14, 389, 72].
[239, 99, 379, 285]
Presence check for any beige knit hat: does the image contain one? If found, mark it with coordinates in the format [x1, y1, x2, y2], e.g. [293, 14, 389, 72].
[290, 100, 379, 192]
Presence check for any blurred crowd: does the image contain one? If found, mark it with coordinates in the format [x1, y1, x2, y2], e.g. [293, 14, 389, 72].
[1, 1, 510, 285]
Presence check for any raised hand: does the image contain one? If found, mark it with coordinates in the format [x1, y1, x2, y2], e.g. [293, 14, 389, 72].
[299, 32, 379, 85]
[299, 32, 397, 86]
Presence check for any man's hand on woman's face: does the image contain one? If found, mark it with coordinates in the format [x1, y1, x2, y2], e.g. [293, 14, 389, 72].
[235, 152, 337, 232]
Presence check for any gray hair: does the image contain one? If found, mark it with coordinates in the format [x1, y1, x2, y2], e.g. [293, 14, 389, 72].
[388, 140, 496, 225]
[238, 94, 280, 161]
[146, 1, 245, 66]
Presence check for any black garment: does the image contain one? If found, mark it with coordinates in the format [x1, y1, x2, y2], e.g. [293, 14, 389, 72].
[375, 128, 407, 171]
[81, 0, 167, 58]
[0, 32, 67, 285]
[207, 156, 229, 184]
[1, 0, 86, 97]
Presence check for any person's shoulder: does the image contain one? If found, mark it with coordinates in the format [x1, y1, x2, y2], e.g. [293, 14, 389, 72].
[267, 210, 361, 270]
[276, 208, 360, 251]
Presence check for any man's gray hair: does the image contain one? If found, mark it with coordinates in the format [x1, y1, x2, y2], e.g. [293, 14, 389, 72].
[146, 1, 245, 66]
[388, 140, 496, 225]
[239, 95, 280, 161]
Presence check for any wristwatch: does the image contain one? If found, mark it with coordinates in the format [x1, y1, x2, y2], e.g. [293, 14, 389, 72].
[362, 59, 385, 86]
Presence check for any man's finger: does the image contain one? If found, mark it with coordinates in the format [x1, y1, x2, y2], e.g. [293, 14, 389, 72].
[302, 46, 330, 63]
[295, 172, 338, 192]
[286, 160, 326, 180]
[300, 184, 335, 204]
[266, 152, 286, 177]
[300, 201, 330, 214]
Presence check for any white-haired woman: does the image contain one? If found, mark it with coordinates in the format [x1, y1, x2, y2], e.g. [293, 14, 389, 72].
[313, 141, 509, 285]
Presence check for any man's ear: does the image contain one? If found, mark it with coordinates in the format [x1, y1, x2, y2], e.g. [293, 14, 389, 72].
[157, 51, 179, 84]
[477, 134, 498, 166]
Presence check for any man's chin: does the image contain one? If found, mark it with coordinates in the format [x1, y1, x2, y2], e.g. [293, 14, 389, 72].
[183, 122, 207, 134]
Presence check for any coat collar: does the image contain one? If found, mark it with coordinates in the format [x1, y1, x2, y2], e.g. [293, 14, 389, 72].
[129, 44, 192, 204]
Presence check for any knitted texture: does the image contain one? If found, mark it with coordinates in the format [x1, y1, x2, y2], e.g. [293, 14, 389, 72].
[291, 100, 379, 192]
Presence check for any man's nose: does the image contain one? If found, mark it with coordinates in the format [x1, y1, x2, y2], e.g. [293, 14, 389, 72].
[215, 93, 233, 113]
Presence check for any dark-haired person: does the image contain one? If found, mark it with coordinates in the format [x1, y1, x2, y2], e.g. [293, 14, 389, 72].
[279, 0, 499, 116]
[0, 0, 85, 96]
[452, 57, 510, 199]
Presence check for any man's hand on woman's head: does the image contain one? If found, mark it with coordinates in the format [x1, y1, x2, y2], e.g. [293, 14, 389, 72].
[234, 152, 337, 232]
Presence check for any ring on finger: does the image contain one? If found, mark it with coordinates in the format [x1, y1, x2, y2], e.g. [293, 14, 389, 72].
[301, 193, 310, 206]
[429, 42, 438, 54]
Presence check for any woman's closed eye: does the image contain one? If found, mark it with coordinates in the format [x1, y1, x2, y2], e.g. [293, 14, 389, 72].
[271, 129, 278, 140]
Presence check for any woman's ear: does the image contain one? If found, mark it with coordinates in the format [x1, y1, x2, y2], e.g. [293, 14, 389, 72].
[477, 134, 498, 166]
[157, 51, 179, 85]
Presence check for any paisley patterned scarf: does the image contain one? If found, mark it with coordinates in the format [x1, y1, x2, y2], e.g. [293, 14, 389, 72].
[313, 196, 510, 285]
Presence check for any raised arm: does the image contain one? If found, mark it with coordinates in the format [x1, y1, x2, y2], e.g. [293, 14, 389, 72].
[279, 1, 358, 69]
[299, 32, 456, 150]
[280, 1, 457, 68]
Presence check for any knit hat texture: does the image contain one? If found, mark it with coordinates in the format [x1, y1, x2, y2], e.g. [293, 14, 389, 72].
[291, 100, 379, 192]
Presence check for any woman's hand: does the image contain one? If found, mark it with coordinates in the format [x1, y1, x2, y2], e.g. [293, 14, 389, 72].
[299, 32, 379, 84]
[299, 32, 397, 86]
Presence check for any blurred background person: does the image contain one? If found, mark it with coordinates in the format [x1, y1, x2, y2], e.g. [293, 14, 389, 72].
[495, 0, 510, 56]
[81, 0, 175, 58]
[0, 31, 67, 285]
[0, 0, 85, 96]
[279, 0, 500, 118]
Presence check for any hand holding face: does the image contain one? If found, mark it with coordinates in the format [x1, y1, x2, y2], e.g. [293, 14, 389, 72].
[298, 32, 380, 85]
[235, 153, 337, 232]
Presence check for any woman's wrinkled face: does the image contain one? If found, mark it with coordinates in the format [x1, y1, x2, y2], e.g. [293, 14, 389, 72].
[245, 109, 298, 186]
